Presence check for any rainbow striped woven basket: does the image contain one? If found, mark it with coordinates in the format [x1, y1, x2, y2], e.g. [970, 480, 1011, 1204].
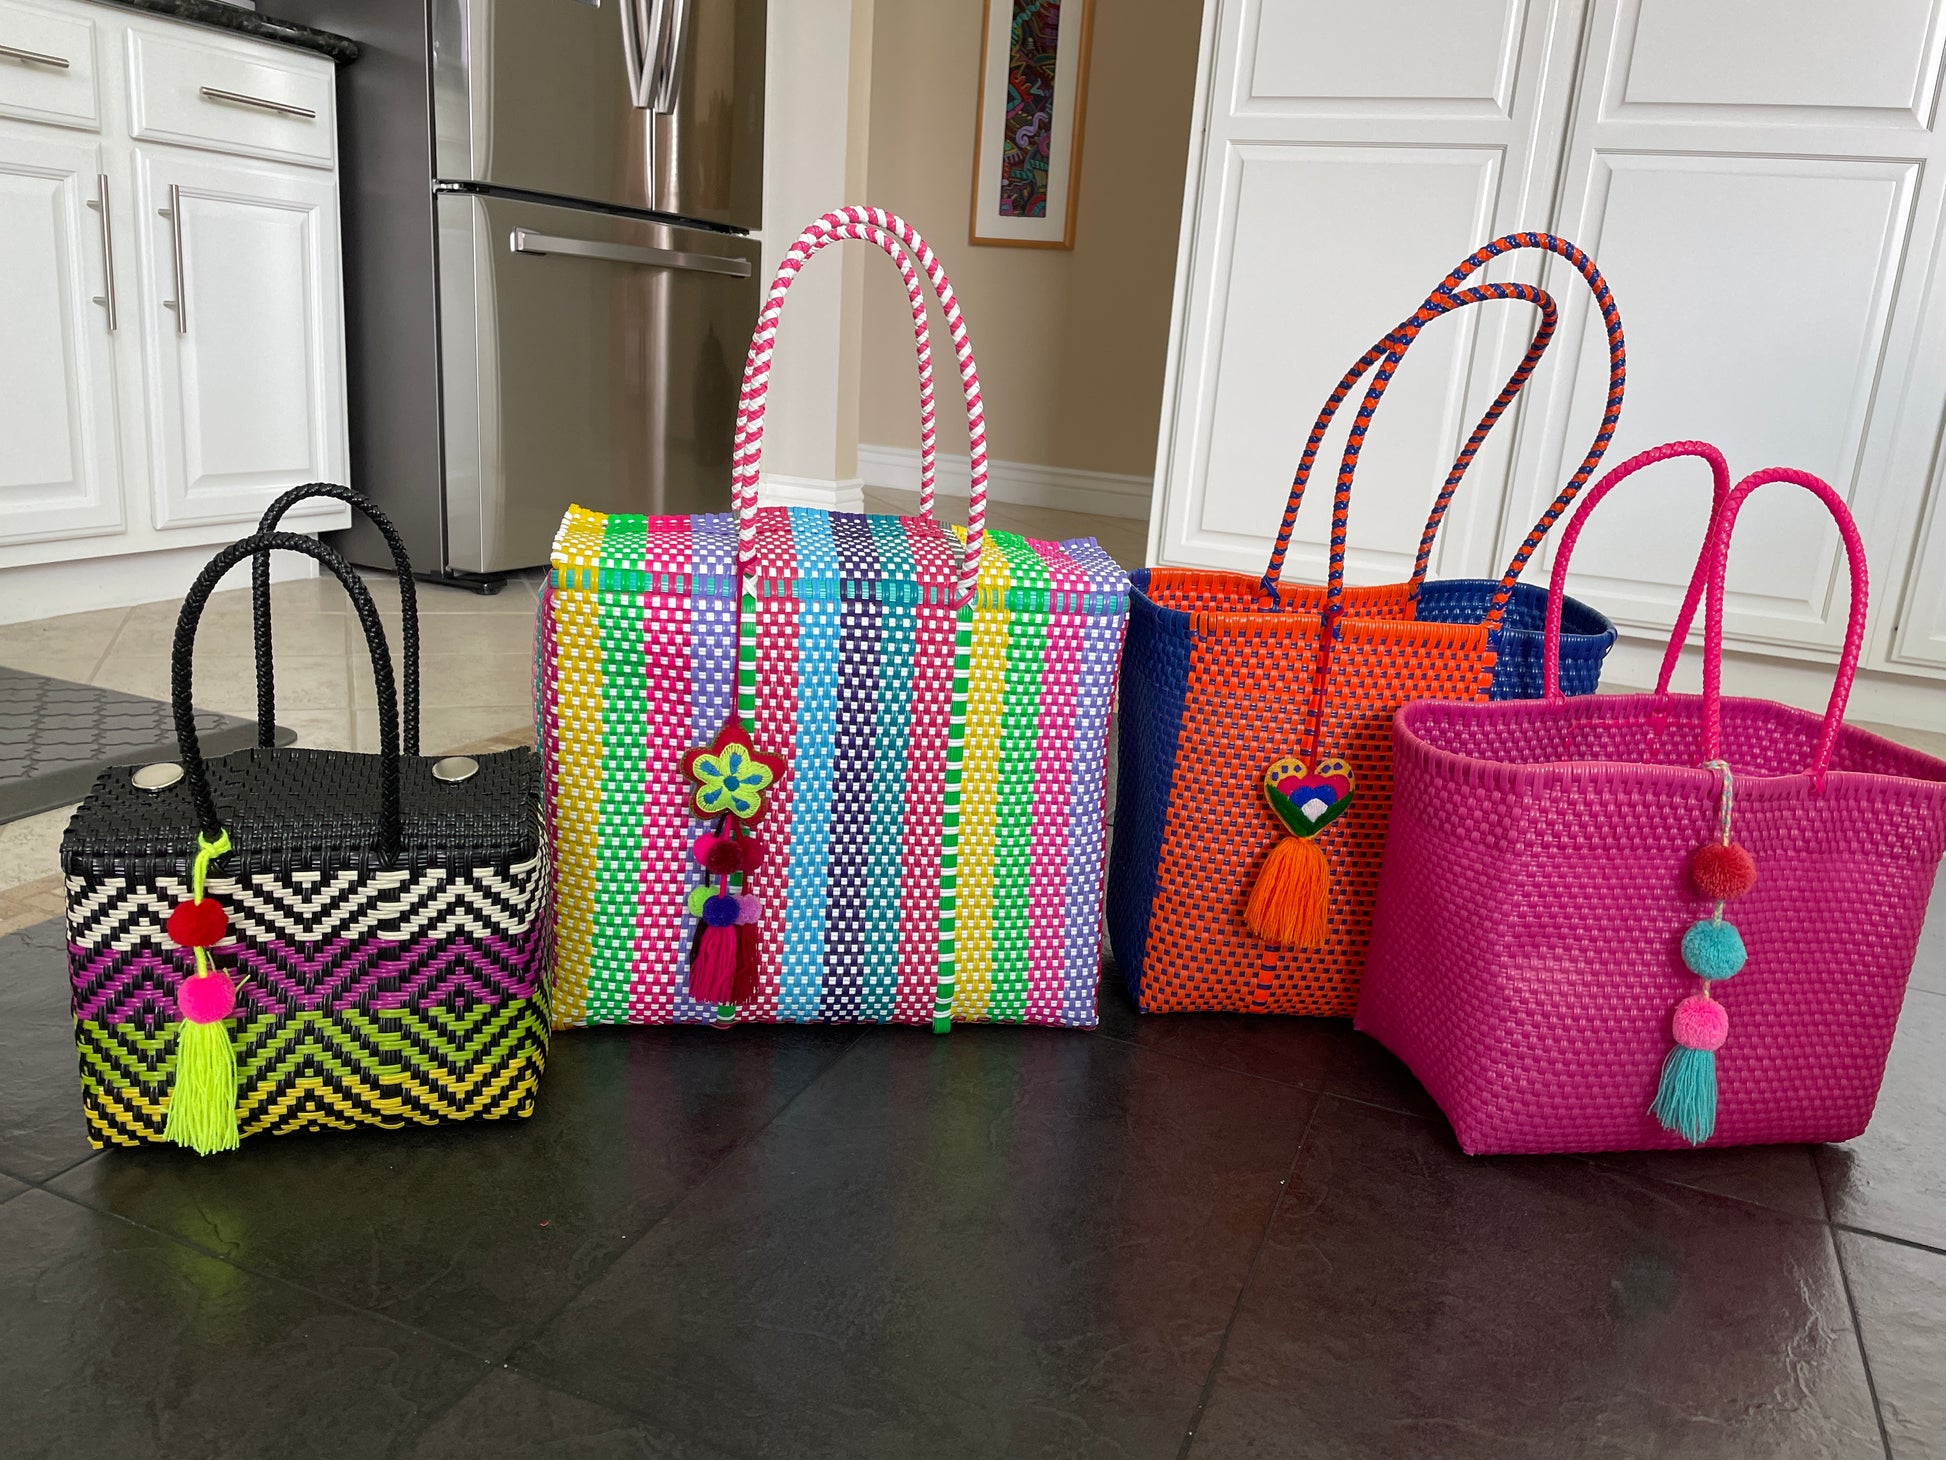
[537, 209, 1129, 1028]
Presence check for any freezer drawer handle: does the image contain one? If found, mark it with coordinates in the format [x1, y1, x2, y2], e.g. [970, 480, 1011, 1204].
[510, 227, 751, 279]
[199, 86, 317, 120]
[0, 42, 70, 68]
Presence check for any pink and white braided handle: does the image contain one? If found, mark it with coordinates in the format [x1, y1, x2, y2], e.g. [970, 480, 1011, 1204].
[732, 207, 989, 605]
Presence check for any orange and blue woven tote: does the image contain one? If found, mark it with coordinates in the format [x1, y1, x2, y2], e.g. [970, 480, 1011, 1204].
[1107, 233, 1626, 1016]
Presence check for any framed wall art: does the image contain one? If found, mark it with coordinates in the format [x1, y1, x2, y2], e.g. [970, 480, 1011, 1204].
[970, 0, 1095, 248]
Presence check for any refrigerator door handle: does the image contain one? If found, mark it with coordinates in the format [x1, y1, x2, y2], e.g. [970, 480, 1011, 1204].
[510, 227, 752, 279]
[648, 0, 687, 114]
[618, 0, 655, 109]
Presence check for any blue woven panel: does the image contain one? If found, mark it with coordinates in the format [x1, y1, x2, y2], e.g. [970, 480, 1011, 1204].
[1104, 575, 1194, 1002]
[1413, 578, 1617, 701]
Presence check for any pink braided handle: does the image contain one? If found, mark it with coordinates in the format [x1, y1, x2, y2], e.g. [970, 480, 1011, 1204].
[796, 213, 944, 515]
[733, 207, 987, 602]
[1701, 468, 1869, 785]
[1540, 440, 1730, 701]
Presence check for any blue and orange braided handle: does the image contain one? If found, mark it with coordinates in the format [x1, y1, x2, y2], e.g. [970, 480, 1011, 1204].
[1261, 232, 1627, 761]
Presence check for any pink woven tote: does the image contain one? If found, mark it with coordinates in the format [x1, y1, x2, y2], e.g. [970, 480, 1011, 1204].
[1359, 441, 1946, 1154]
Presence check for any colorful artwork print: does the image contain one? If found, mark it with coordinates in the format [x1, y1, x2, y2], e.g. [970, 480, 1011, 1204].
[999, 0, 1061, 218]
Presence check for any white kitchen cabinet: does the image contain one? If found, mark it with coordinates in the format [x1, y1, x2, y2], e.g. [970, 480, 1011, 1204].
[1155, 0, 1946, 725]
[0, 0, 347, 617]
[136, 147, 344, 527]
[0, 128, 124, 545]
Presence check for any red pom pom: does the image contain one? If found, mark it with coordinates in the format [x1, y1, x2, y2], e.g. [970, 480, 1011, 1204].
[176, 968, 237, 1023]
[1690, 842, 1757, 901]
[166, 898, 228, 949]
[740, 836, 766, 874]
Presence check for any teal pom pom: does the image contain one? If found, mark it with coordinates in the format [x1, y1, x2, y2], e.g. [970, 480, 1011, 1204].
[1681, 918, 1746, 980]
[1651, 1044, 1718, 1145]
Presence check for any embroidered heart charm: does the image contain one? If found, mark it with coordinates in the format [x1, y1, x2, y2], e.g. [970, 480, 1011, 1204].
[1263, 755, 1355, 839]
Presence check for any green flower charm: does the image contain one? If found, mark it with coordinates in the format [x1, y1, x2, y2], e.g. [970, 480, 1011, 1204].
[681, 721, 786, 822]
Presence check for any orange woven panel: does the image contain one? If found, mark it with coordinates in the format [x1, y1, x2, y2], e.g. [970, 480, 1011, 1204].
[1140, 568, 1493, 1015]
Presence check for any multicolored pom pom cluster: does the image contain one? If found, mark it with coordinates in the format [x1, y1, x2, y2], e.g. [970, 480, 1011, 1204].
[1653, 761, 1757, 1145]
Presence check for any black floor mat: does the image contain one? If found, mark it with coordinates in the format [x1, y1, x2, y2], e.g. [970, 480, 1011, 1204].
[0, 666, 274, 823]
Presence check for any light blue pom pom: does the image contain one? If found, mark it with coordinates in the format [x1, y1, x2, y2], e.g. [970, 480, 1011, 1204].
[1681, 918, 1746, 980]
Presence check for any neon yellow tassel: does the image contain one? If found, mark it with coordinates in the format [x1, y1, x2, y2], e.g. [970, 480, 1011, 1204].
[163, 827, 240, 1156]
[1245, 836, 1330, 946]
[164, 1017, 240, 1155]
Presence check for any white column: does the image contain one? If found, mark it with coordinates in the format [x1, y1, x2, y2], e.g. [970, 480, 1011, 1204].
[754, 0, 874, 511]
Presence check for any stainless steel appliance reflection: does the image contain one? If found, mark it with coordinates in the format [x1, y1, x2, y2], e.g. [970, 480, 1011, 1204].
[275, 0, 766, 585]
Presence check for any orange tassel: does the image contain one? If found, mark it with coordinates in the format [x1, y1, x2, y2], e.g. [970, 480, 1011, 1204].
[1245, 836, 1330, 946]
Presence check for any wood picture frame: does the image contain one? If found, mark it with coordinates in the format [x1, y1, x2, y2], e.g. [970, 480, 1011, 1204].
[969, 0, 1095, 249]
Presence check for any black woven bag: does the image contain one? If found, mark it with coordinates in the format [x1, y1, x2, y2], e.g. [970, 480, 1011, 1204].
[60, 524, 552, 1155]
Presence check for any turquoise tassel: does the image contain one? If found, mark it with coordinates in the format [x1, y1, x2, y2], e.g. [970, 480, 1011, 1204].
[1651, 1044, 1718, 1145]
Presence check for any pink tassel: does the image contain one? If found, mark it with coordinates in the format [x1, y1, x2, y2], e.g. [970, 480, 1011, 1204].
[732, 921, 760, 1004]
[688, 923, 737, 1002]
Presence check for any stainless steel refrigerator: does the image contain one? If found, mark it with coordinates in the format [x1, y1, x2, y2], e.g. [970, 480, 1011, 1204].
[276, 0, 765, 586]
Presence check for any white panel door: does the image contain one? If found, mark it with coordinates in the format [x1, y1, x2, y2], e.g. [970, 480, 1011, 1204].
[1520, 0, 1946, 662]
[1152, 0, 1587, 585]
[135, 146, 346, 528]
[0, 128, 124, 546]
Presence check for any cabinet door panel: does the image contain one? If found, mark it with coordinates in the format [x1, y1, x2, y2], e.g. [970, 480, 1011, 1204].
[1153, 0, 1581, 581]
[0, 131, 122, 545]
[137, 148, 345, 527]
[1512, 0, 1946, 664]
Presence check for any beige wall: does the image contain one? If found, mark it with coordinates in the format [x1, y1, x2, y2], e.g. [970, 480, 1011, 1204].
[857, 0, 1202, 481]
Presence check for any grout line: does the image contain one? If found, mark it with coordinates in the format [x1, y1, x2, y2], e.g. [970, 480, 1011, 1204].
[86, 607, 131, 683]
[22, 1182, 500, 1367]
[1832, 1222, 1946, 1260]
[493, 1029, 869, 1371]
[1827, 1223, 1896, 1460]
[1175, 1094, 1323, 1460]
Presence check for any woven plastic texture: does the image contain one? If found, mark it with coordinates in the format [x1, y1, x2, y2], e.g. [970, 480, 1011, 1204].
[1107, 231, 1626, 1015]
[1108, 571, 1494, 1015]
[1360, 694, 1946, 1151]
[1414, 578, 1616, 700]
[61, 529, 554, 1149]
[540, 505, 1127, 1028]
[1360, 450, 1946, 1152]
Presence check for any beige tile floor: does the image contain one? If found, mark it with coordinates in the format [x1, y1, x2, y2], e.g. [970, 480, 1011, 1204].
[0, 492, 1144, 923]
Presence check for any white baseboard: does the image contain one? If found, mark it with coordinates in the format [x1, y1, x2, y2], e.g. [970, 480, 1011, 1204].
[0, 543, 320, 625]
[858, 444, 1152, 520]
[1603, 635, 1946, 735]
[756, 475, 866, 512]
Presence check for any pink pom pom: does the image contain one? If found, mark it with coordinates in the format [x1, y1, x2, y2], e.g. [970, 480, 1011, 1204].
[1691, 842, 1757, 901]
[1671, 993, 1728, 1052]
[176, 969, 237, 1024]
[735, 893, 763, 925]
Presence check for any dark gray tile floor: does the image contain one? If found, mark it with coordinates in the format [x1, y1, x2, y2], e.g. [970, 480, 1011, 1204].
[2, 907, 1943, 1460]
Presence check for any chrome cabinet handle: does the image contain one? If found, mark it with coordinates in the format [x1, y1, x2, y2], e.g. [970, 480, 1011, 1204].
[86, 173, 116, 332]
[199, 85, 316, 120]
[0, 42, 70, 68]
[510, 227, 751, 278]
[160, 183, 187, 334]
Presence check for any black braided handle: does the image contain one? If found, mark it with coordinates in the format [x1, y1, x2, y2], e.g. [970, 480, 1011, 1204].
[252, 484, 420, 755]
[175, 532, 402, 859]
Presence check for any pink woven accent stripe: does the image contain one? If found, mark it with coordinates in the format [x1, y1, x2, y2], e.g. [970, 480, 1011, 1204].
[734, 207, 989, 605]
[628, 587, 693, 1022]
[1024, 610, 1083, 1025]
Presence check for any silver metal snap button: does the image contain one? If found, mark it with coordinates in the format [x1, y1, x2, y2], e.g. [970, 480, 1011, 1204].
[430, 756, 479, 784]
[131, 762, 184, 791]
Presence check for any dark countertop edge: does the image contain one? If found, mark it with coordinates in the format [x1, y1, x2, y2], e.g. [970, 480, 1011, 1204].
[88, 0, 360, 65]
